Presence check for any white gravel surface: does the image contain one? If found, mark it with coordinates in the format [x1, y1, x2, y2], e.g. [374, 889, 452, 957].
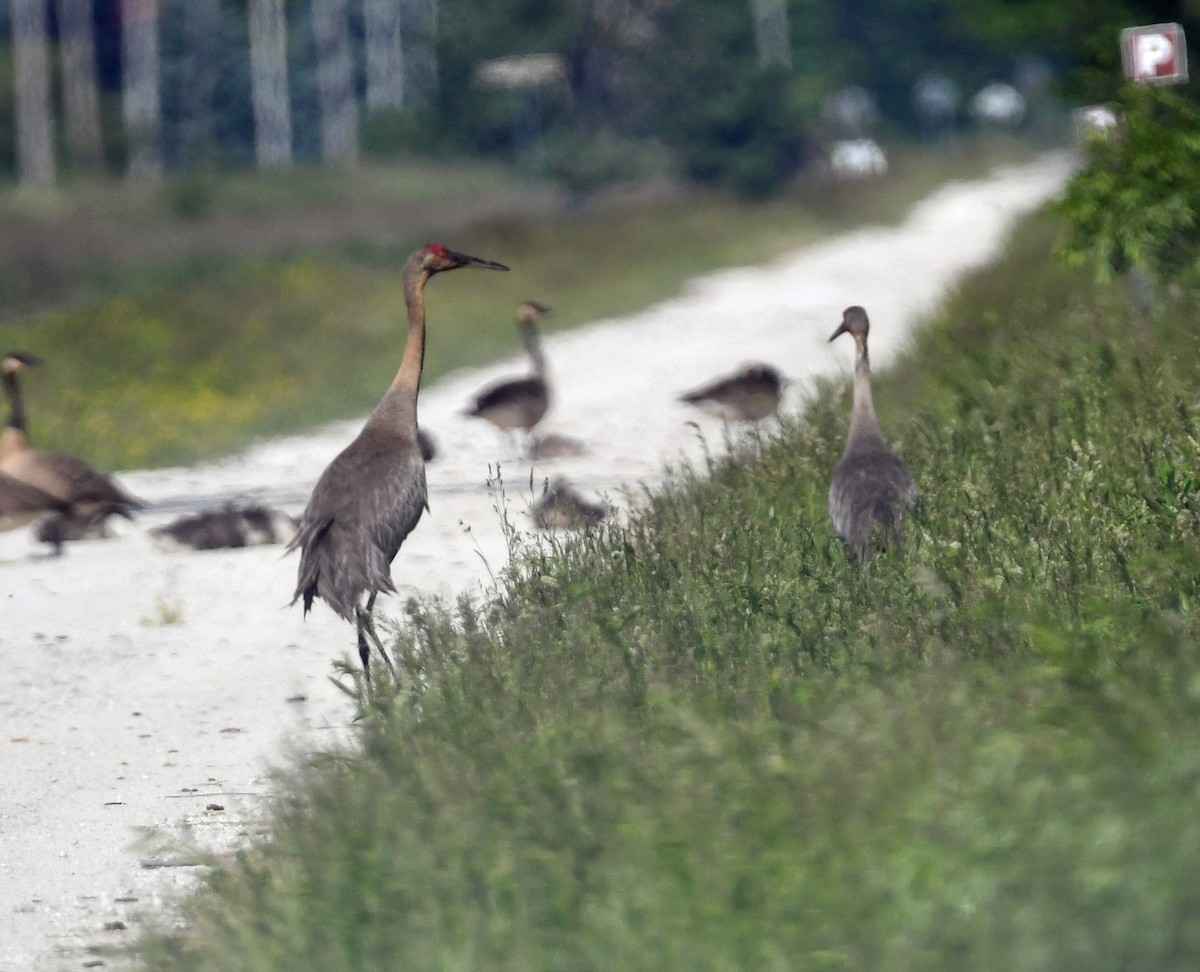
[0, 153, 1073, 971]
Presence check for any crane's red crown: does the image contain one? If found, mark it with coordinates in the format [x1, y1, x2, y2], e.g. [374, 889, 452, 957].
[428, 243, 449, 257]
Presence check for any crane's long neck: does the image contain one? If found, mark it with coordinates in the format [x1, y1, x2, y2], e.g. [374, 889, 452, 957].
[521, 320, 547, 378]
[845, 337, 886, 455]
[1, 370, 29, 459]
[373, 263, 429, 433]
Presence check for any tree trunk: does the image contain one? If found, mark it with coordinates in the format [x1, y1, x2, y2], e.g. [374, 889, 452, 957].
[401, 0, 438, 111]
[11, 0, 56, 188]
[751, 0, 792, 70]
[56, 0, 105, 172]
[248, 0, 293, 168]
[121, 0, 163, 180]
[364, 0, 404, 112]
[312, 0, 359, 163]
[177, 0, 221, 167]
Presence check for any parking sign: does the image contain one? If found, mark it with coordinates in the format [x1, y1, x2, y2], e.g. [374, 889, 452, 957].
[1121, 23, 1188, 84]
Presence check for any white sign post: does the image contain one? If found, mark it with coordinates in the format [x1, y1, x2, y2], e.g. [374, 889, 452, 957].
[1121, 23, 1189, 85]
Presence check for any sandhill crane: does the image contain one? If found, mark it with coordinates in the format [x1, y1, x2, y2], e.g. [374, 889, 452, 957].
[1, 352, 144, 553]
[678, 363, 785, 423]
[828, 306, 917, 562]
[289, 244, 509, 676]
[532, 478, 609, 531]
[465, 301, 552, 453]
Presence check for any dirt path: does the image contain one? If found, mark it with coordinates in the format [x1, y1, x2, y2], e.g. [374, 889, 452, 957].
[0, 153, 1073, 971]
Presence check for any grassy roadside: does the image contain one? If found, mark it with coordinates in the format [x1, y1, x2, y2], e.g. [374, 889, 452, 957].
[0, 139, 1035, 469]
[135, 208, 1200, 969]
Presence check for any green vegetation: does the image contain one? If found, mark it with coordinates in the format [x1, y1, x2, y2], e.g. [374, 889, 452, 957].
[0, 140, 1030, 469]
[138, 207, 1200, 970]
[1056, 84, 1200, 286]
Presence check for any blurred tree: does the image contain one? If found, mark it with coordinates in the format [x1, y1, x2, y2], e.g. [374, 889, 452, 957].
[312, 0, 359, 163]
[56, 0, 105, 172]
[248, 0, 292, 167]
[11, 0, 56, 187]
[752, 0, 791, 70]
[365, 0, 406, 112]
[403, 0, 438, 110]
[121, 0, 162, 180]
[174, 0, 220, 168]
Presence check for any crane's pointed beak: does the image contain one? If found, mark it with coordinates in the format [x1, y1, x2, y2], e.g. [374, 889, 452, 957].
[829, 321, 849, 342]
[450, 250, 510, 272]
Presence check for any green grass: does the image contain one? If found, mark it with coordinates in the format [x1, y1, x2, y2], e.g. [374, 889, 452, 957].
[135, 206, 1200, 970]
[0, 139, 1035, 469]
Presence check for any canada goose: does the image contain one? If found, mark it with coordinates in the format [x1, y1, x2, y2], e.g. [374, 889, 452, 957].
[1, 352, 143, 553]
[828, 306, 917, 562]
[0, 470, 70, 533]
[465, 301, 552, 451]
[151, 503, 297, 552]
[289, 244, 509, 676]
[678, 363, 785, 423]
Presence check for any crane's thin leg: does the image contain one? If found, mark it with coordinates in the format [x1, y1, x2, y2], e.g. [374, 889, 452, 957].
[355, 592, 396, 679]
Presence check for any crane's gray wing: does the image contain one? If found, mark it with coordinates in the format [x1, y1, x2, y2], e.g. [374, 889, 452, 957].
[829, 448, 917, 560]
[290, 437, 428, 621]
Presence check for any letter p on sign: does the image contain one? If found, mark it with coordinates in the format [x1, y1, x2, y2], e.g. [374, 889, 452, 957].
[1122, 23, 1188, 84]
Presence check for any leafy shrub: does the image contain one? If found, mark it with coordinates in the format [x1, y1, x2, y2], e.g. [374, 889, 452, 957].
[1055, 85, 1200, 285]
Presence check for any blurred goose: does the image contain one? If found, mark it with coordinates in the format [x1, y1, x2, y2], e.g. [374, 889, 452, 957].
[827, 306, 917, 562]
[532, 478, 609, 531]
[0, 470, 70, 533]
[678, 363, 785, 423]
[1, 352, 143, 553]
[151, 502, 297, 552]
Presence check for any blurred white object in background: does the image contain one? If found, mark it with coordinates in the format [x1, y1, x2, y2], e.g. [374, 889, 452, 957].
[829, 138, 888, 178]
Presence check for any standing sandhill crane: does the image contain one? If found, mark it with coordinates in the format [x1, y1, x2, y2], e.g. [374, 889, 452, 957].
[289, 244, 509, 676]
[678, 363, 785, 423]
[828, 306, 918, 563]
[1, 352, 144, 553]
[464, 301, 552, 453]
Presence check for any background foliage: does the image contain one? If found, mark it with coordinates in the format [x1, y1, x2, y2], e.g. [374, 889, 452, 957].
[1056, 84, 1200, 286]
[0, 0, 1196, 195]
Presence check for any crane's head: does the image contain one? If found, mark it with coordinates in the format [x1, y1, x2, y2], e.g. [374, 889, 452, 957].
[2, 351, 43, 375]
[421, 243, 510, 275]
[829, 305, 870, 344]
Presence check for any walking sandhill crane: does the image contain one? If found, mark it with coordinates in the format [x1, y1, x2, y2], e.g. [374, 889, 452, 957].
[1, 352, 144, 553]
[828, 306, 918, 563]
[678, 363, 785, 423]
[465, 301, 552, 453]
[289, 244, 509, 676]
